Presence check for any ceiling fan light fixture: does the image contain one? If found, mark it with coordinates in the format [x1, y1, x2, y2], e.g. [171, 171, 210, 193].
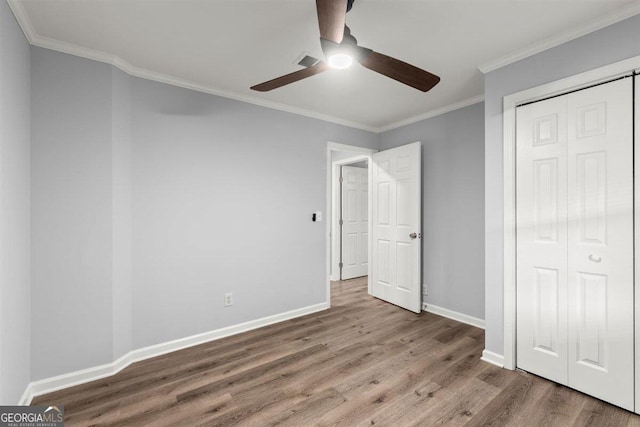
[250, 0, 440, 92]
[327, 53, 353, 69]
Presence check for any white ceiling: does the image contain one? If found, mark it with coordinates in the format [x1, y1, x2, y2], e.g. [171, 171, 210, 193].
[10, 0, 640, 132]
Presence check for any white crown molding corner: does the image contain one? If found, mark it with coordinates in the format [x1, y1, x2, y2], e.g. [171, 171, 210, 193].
[422, 302, 485, 330]
[481, 349, 505, 368]
[377, 95, 485, 133]
[478, 3, 640, 74]
[19, 301, 329, 404]
[7, 0, 35, 44]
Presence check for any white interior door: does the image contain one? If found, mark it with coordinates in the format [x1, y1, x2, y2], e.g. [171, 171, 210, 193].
[516, 78, 634, 411]
[341, 165, 368, 279]
[371, 142, 421, 313]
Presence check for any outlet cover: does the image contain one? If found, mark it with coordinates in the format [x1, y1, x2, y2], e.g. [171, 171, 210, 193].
[224, 292, 233, 307]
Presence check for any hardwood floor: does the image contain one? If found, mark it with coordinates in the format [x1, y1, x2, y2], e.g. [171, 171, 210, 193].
[33, 277, 640, 426]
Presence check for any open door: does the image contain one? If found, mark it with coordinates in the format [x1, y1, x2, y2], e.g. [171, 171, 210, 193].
[371, 142, 421, 313]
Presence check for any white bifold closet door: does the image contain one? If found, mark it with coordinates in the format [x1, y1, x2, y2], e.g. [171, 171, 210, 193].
[516, 78, 634, 410]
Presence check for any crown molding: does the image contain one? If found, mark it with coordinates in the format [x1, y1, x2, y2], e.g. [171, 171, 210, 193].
[32, 35, 379, 132]
[6, 0, 486, 134]
[377, 95, 484, 133]
[7, 0, 380, 133]
[7, 0, 34, 44]
[478, 2, 640, 74]
[10, 0, 634, 131]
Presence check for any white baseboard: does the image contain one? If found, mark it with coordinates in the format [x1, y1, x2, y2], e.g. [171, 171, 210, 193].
[481, 349, 505, 368]
[18, 385, 33, 406]
[20, 301, 329, 404]
[422, 303, 485, 329]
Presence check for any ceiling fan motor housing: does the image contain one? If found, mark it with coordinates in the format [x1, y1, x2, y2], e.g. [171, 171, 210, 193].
[320, 27, 372, 64]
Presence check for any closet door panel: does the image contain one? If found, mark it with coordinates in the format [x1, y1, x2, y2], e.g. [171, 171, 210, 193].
[516, 96, 569, 385]
[567, 78, 634, 411]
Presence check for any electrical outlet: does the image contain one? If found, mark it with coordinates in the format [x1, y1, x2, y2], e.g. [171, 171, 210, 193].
[224, 292, 233, 307]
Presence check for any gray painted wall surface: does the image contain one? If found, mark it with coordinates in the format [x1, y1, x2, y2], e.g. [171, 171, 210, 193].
[0, 1, 31, 404]
[31, 48, 115, 380]
[131, 78, 378, 348]
[111, 68, 133, 360]
[379, 103, 485, 319]
[29, 46, 377, 379]
[484, 14, 640, 356]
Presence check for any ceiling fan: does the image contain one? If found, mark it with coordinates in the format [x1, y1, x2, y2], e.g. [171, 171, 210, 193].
[250, 0, 440, 92]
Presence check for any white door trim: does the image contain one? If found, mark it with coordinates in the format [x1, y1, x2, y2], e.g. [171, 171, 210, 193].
[501, 55, 640, 372]
[635, 74, 640, 412]
[326, 142, 377, 305]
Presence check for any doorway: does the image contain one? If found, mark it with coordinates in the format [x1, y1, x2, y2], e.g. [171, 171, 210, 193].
[326, 141, 423, 314]
[326, 143, 376, 305]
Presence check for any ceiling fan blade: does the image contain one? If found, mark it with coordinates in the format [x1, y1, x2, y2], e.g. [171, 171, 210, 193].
[316, 0, 348, 44]
[251, 62, 330, 92]
[358, 51, 440, 92]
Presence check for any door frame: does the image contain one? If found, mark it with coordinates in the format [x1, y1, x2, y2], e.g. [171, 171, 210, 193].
[500, 55, 640, 380]
[326, 142, 377, 306]
[331, 157, 370, 282]
[635, 75, 640, 413]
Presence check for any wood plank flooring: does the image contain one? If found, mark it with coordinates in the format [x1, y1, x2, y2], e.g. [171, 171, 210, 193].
[33, 277, 640, 426]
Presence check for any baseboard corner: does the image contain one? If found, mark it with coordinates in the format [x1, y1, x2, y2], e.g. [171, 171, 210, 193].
[481, 349, 505, 368]
[18, 384, 33, 406]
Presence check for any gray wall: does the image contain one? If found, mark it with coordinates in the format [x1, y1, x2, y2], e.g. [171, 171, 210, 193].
[31, 48, 115, 379]
[131, 78, 378, 348]
[29, 46, 377, 378]
[111, 68, 133, 361]
[484, 14, 640, 356]
[0, 1, 31, 404]
[380, 103, 485, 319]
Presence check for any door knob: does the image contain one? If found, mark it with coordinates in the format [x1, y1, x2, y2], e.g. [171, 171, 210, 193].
[410, 233, 420, 240]
[588, 254, 602, 263]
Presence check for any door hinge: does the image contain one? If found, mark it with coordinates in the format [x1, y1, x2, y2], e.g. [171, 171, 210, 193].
[339, 219, 343, 226]
[339, 262, 343, 269]
[339, 176, 344, 183]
